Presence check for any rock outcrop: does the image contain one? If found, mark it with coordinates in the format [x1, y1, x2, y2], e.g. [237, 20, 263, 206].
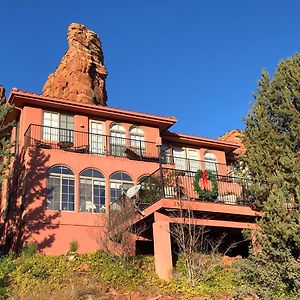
[219, 129, 245, 155]
[43, 23, 107, 105]
[0, 85, 6, 103]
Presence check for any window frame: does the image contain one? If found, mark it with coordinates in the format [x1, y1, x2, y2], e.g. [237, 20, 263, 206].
[79, 168, 106, 213]
[164, 145, 200, 172]
[109, 171, 134, 203]
[46, 165, 75, 212]
[110, 123, 126, 157]
[203, 151, 218, 174]
[42, 111, 74, 143]
[89, 119, 105, 155]
[129, 126, 145, 154]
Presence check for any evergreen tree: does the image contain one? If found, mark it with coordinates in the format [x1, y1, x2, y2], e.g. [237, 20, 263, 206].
[237, 54, 300, 299]
[0, 85, 14, 187]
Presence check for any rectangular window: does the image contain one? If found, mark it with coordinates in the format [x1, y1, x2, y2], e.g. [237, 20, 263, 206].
[173, 147, 186, 170]
[89, 120, 105, 155]
[187, 149, 200, 172]
[168, 146, 200, 172]
[43, 111, 74, 143]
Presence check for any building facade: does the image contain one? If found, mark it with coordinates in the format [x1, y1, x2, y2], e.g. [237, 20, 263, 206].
[1, 90, 260, 279]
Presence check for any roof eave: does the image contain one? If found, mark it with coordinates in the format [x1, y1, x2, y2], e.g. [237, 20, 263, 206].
[8, 91, 177, 131]
[162, 131, 240, 152]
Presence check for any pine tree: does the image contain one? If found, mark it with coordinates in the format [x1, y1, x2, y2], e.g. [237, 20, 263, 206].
[237, 54, 300, 299]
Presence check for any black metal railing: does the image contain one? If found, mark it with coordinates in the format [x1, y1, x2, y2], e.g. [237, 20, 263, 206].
[131, 168, 255, 210]
[24, 124, 159, 161]
[160, 155, 234, 176]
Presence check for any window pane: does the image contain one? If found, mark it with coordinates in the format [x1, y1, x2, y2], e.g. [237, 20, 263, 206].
[47, 176, 60, 210]
[110, 124, 126, 157]
[79, 171, 105, 213]
[81, 169, 93, 177]
[110, 172, 133, 203]
[46, 168, 75, 212]
[204, 152, 218, 174]
[110, 172, 122, 180]
[61, 166, 74, 175]
[187, 149, 199, 172]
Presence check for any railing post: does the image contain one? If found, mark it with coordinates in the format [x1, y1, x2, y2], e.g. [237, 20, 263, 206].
[106, 135, 109, 156]
[139, 140, 142, 158]
[157, 145, 165, 198]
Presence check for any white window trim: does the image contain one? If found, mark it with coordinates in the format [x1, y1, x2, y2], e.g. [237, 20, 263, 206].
[47, 172, 76, 212]
[79, 174, 106, 213]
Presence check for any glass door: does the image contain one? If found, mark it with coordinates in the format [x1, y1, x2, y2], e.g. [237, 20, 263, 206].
[89, 120, 104, 155]
[187, 149, 200, 172]
[43, 111, 59, 142]
[173, 147, 186, 170]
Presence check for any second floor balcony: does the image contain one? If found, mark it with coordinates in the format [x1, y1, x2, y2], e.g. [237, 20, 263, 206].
[24, 125, 237, 176]
[24, 124, 159, 162]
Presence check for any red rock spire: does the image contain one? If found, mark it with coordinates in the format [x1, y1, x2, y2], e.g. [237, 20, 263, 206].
[43, 23, 108, 105]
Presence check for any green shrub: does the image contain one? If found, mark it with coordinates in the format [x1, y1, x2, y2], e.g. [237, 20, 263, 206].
[0, 257, 16, 299]
[0, 250, 242, 299]
[68, 240, 79, 254]
[22, 242, 37, 257]
[81, 251, 150, 291]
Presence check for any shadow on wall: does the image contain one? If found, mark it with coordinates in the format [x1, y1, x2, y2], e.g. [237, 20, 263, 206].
[2, 146, 60, 253]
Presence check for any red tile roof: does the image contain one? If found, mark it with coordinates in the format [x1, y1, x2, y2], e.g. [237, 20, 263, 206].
[8, 89, 177, 122]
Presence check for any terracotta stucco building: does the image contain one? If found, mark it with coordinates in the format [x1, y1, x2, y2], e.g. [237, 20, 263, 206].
[1, 89, 259, 279]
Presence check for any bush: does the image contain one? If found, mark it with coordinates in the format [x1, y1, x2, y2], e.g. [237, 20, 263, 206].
[22, 242, 37, 257]
[68, 240, 79, 254]
[0, 257, 16, 299]
[0, 250, 241, 299]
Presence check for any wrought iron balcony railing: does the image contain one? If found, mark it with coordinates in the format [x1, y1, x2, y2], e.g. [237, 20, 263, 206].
[24, 124, 159, 162]
[111, 168, 256, 213]
[160, 155, 235, 177]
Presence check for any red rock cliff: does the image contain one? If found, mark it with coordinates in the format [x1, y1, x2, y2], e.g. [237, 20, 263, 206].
[43, 23, 107, 105]
[219, 129, 245, 155]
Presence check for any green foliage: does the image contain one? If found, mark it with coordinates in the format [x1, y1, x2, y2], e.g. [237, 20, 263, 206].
[158, 254, 235, 299]
[139, 175, 162, 204]
[0, 100, 14, 187]
[81, 251, 151, 290]
[22, 242, 38, 257]
[0, 257, 15, 299]
[240, 53, 300, 298]
[0, 251, 239, 299]
[68, 240, 79, 253]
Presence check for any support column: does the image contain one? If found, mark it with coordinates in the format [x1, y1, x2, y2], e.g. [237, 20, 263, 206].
[152, 220, 173, 280]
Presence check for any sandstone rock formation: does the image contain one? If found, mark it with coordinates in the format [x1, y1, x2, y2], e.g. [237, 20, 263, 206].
[43, 23, 107, 105]
[219, 129, 245, 155]
[0, 85, 6, 103]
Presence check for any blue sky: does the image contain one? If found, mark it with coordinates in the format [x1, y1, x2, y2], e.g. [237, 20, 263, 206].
[1, 1, 300, 138]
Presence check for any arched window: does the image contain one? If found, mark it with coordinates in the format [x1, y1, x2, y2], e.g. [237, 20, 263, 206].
[110, 172, 133, 203]
[110, 123, 126, 157]
[204, 152, 218, 174]
[79, 168, 105, 213]
[130, 126, 145, 155]
[47, 165, 75, 211]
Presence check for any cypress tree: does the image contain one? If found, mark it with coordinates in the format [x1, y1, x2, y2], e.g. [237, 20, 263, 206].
[237, 54, 300, 299]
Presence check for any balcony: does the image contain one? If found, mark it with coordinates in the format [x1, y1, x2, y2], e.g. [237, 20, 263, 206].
[160, 155, 236, 179]
[24, 124, 159, 162]
[117, 168, 255, 211]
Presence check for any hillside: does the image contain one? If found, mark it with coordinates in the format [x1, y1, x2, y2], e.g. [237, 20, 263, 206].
[0, 247, 240, 300]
